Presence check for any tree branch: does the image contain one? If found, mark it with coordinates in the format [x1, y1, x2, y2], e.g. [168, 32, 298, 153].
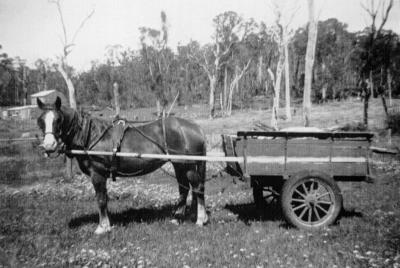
[50, 0, 68, 49]
[377, 0, 393, 34]
[71, 8, 95, 44]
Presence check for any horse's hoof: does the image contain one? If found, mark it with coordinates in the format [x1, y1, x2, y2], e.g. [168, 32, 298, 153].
[170, 219, 180, 225]
[94, 225, 112, 235]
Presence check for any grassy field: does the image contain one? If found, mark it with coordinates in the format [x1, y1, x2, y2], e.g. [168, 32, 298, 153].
[0, 98, 399, 267]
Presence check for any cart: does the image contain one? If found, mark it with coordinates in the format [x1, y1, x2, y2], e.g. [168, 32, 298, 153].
[222, 131, 374, 230]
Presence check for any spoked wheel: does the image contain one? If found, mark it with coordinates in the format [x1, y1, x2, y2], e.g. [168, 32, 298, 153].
[253, 186, 280, 210]
[281, 172, 342, 230]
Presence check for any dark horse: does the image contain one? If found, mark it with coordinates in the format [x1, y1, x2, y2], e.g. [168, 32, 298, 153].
[36, 97, 208, 234]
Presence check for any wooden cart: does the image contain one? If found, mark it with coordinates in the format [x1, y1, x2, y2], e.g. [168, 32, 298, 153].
[223, 131, 374, 230]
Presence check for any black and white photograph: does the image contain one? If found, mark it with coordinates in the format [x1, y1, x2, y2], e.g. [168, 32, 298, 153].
[0, 0, 399, 267]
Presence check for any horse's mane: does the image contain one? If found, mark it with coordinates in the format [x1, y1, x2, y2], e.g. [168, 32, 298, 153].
[63, 107, 113, 149]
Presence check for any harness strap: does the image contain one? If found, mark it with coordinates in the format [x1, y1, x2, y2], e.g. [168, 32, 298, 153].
[109, 120, 128, 181]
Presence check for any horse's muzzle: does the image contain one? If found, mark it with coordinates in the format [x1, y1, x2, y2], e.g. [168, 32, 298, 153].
[38, 143, 58, 157]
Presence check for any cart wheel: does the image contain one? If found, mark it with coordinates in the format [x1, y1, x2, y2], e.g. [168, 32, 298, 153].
[281, 171, 342, 230]
[253, 186, 279, 210]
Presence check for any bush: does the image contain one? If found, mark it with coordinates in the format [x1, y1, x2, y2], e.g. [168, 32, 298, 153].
[337, 121, 368, 131]
[386, 112, 400, 134]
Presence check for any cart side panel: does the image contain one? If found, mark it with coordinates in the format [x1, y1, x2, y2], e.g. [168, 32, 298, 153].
[286, 139, 331, 175]
[331, 139, 369, 176]
[235, 138, 285, 176]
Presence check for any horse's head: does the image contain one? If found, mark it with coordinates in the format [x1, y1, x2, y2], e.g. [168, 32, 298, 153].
[36, 96, 64, 154]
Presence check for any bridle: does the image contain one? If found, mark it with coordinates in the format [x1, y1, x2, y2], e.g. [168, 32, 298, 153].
[39, 110, 66, 158]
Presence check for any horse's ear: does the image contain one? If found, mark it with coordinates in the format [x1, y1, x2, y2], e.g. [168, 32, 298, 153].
[37, 98, 45, 110]
[54, 96, 62, 110]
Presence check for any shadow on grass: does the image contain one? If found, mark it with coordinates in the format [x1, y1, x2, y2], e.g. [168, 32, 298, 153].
[339, 208, 363, 219]
[68, 204, 176, 229]
[225, 204, 364, 227]
[224, 202, 283, 225]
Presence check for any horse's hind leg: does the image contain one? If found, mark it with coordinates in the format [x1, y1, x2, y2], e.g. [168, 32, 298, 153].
[172, 163, 190, 222]
[187, 161, 208, 226]
[91, 172, 111, 235]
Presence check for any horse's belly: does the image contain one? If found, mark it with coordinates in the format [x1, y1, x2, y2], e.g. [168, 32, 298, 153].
[117, 158, 166, 177]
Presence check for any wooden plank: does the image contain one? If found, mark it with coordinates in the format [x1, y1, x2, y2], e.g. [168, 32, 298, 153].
[237, 131, 374, 139]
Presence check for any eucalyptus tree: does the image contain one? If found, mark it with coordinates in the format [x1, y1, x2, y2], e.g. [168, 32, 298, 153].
[359, 0, 393, 126]
[139, 11, 175, 116]
[189, 11, 253, 118]
[303, 0, 318, 127]
[50, 0, 94, 110]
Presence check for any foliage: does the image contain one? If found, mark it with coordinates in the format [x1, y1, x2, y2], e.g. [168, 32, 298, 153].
[386, 111, 400, 134]
[1, 13, 400, 110]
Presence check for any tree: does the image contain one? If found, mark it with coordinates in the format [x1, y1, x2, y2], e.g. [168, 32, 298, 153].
[50, 0, 94, 179]
[189, 11, 252, 118]
[139, 11, 173, 116]
[50, 0, 94, 109]
[360, 0, 393, 126]
[303, 0, 318, 126]
[267, 0, 298, 127]
[0, 45, 16, 106]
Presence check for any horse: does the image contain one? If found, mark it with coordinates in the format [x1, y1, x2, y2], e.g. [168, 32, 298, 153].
[36, 97, 208, 234]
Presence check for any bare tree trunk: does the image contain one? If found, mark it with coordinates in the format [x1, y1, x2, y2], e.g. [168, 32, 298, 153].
[113, 82, 120, 116]
[209, 76, 216, 118]
[369, 70, 374, 98]
[303, 0, 318, 127]
[57, 64, 77, 109]
[156, 100, 162, 117]
[322, 83, 327, 103]
[284, 42, 291, 121]
[275, 54, 284, 111]
[223, 66, 228, 114]
[258, 55, 263, 86]
[363, 93, 370, 126]
[388, 68, 392, 106]
[22, 66, 27, 106]
[268, 48, 284, 131]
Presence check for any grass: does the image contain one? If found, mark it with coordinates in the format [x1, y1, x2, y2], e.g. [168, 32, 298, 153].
[0, 98, 399, 267]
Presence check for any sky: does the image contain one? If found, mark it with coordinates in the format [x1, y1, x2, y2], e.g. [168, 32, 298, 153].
[1, 0, 399, 71]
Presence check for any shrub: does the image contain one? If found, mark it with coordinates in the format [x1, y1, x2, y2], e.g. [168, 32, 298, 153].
[337, 121, 368, 131]
[386, 112, 400, 134]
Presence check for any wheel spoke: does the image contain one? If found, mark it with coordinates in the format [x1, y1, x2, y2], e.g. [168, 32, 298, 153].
[298, 206, 308, 219]
[315, 204, 329, 215]
[291, 198, 306, 203]
[301, 183, 309, 195]
[293, 203, 307, 211]
[294, 189, 306, 199]
[307, 207, 312, 223]
[313, 205, 321, 221]
[316, 191, 330, 200]
[316, 200, 333, 205]
[310, 180, 315, 192]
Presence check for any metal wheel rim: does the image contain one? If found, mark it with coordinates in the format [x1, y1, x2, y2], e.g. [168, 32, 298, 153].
[288, 178, 336, 227]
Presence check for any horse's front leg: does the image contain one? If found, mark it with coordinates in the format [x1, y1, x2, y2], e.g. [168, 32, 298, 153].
[91, 172, 111, 235]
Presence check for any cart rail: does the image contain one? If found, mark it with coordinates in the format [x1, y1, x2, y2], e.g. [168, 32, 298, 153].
[66, 149, 367, 164]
